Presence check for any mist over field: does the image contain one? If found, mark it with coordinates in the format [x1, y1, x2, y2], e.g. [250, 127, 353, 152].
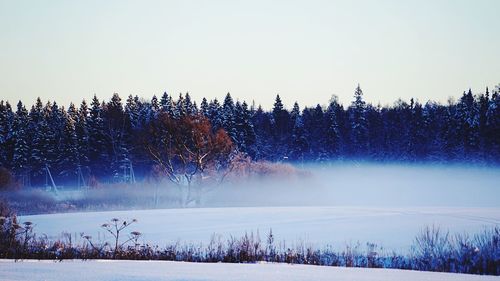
[204, 163, 500, 208]
[14, 163, 499, 255]
[6, 162, 498, 211]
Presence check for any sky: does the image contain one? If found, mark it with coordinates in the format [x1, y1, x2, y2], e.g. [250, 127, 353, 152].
[0, 0, 499, 110]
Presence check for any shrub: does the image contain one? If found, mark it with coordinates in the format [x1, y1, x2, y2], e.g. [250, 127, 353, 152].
[226, 154, 310, 181]
[412, 225, 452, 272]
[0, 221, 498, 276]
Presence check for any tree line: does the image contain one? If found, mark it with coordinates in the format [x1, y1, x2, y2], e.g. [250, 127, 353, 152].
[0, 84, 499, 186]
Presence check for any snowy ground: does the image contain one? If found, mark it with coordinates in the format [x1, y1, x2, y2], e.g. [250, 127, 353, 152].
[3, 165, 500, 280]
[1, 260, 499, 281]
[20, 206, 500, 252]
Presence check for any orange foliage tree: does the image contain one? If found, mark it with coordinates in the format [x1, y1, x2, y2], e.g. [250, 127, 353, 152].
[146, 113, 234, 204]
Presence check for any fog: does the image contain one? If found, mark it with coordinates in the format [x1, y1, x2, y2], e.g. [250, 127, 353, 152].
[12, 163, 500, 252]
[4, 163, 500, 215]
[204, 163, 500, 208]
[15, 163, 500, 252]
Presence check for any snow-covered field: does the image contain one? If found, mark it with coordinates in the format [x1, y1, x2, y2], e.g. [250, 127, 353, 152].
[16, 165, 500, 251]
[3, 165, 499, 280]
[20, 206, 500, 252]
[1, 260, 498, 281]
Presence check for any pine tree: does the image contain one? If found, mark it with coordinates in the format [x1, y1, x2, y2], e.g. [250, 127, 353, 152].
[222, 93, 238, 142]
[349, 84, 369, 156]
[88, 95, 109, 177]
[456, 89, 479, 158]
[59, 109, 79, 178]
[310, 104, 327, 161]
[49, 102, 66, 170]
[184, 92, 194, 115]
[290, 102, 309, 162]
[208, 99, 223, 130]
[252, 105, 274, 160]
[105, 93, 129, 177]
[366, 104, 384, 160]
[290, 102, 300, 126]
[234, 101, 256, 156]
[272, 94, 289, 138]
[200, 98, 209, 117]
[44, 102, 62, 171]
[160, 92, 173, 115]
[0, 102, 9, 166]
[176, 93, 186, 117]
[29, 98, 53, 177]
[76, 100, 90, 168]
[477, 89, 490, 157]
[151, 95, 159, 113]
[441, 99, 461, 160]
[0, 101, 14, 168]
[192, 101, 199, 115]
[168, 95, 179, 119]
[408, 100, 427, 160]
[11, 101, 30, 174]
[422, 101, 445, 160]
[147, 95, 160, 125]
[125, 95, 140, 129]
[326, 97, 341, 158]
[486, 88, 500, 159]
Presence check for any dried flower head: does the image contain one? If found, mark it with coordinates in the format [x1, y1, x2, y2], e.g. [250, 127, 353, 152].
[130, 231, 141, 236]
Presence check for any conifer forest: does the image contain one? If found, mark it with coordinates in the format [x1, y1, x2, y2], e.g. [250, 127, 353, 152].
[0, 85, 499, 187]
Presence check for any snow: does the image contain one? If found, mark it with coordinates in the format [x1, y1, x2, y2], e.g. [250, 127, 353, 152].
[0, 260, 497, 281]
[20, 206, 500, 252]
[7, 165, 500, 279]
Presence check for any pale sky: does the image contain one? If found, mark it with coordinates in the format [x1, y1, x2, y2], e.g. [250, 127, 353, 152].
[1, 0, 499, 109]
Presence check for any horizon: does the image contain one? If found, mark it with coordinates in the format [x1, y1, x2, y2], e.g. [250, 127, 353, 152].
[1, 0, 499, 109]
[2, 84, 498, 111]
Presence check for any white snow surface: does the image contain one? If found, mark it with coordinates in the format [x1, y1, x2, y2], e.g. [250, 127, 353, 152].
[20, 206, 500, 252]
[0, 260, 498, 281]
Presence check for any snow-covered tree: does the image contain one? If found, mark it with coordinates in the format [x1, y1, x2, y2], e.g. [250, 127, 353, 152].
[0, 101, 14, 168]
[29, 98, 57, 177]
[200, 97, 209, 117]
[160, 92, 173, 116]
[208, 99, 223, 130]
[222, 93, 238, 142]
[290, 103, 308, 162]
[234, 101, 256, 156]
[76, 100, 90, 168]
[184, 92, 194, 116]
[348, 84, 369, 156]
[104, 93, 130, 177]
[11, 102, 30, 174]
[325, 97, 342, 158]
[88, 95, 109, 177]
[456, 89, 479, 158]
[58, 109, 79, 178]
